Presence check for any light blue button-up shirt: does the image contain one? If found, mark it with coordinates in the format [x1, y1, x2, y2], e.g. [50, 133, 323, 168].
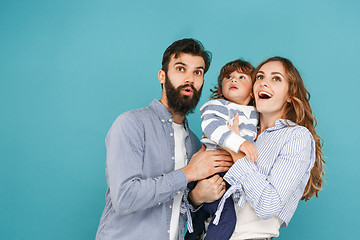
[214, 119, 315, 227]
[96, 100, 201, 240]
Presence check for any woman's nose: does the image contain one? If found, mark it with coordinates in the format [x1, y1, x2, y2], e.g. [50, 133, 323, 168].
[260, 79, 269, 87]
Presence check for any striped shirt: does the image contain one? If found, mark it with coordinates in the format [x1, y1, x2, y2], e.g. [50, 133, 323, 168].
[200, 99, 258, 152]
[214, 119, 315, 228]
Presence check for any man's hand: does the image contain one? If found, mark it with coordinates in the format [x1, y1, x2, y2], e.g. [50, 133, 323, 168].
[182, 145, 233, 183]
[189, 175, 226, 206]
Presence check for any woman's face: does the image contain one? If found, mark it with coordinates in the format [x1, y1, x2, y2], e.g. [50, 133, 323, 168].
[253, 61, 291, 119]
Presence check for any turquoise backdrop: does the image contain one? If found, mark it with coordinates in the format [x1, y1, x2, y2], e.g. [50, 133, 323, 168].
[1, 0, 359, 239]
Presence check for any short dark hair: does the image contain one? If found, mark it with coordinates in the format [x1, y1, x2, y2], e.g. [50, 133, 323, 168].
[161, 38, 212, 74]
[210, 59, 254, 100]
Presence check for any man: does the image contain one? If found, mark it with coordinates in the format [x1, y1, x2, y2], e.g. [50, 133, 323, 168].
[96, 39, 233, 240]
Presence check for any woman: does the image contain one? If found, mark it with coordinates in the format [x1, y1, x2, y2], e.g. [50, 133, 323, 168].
[210, 56, 325, 240]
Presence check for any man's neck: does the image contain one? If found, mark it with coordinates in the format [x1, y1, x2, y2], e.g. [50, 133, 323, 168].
[159, 99, 185, 124]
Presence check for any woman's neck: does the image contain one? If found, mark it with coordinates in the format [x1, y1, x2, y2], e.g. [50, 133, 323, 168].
[259, 113, 284, 133]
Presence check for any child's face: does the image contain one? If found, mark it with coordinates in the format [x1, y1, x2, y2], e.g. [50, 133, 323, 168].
[221, 71, 252, 105]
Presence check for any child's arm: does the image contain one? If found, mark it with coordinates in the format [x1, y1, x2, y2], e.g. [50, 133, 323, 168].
[200, 100, 247, 153]
[227, 113, 258, 162]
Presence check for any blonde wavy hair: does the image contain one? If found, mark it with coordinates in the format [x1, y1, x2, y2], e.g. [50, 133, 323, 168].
[254, 56, 325, 201]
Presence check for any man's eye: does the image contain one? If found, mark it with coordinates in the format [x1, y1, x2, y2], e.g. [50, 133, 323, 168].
[195, 70, 203, 75]
[177, 67, 185, 71]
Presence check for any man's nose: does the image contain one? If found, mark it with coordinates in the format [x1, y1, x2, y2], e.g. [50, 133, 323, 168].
[185, 74, 195, 84]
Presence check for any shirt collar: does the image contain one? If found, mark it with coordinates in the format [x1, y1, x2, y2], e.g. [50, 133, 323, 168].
[149, 99, 189, 130]
[265, 119, 297, 132]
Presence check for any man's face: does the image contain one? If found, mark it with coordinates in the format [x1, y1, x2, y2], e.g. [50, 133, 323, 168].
[161, 53, 205, 115]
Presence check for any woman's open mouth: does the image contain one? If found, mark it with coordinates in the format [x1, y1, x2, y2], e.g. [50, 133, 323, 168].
[258, 91, 272, 99]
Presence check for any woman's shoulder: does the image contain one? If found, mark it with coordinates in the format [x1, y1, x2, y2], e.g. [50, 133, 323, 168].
[283, 121, 314, 141]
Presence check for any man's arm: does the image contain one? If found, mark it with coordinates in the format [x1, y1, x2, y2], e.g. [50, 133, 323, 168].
[106, 113, 233, 215]
[106, 114, 187, 215]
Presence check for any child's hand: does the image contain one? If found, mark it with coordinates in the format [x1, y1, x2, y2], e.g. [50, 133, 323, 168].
[239, 141, 258, 162]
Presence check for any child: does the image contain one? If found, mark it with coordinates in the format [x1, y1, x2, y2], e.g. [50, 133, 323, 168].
[186, 59, 259, 240]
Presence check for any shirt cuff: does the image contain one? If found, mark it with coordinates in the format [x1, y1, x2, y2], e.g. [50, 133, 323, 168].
[170, 169, 188, 192]
[224, 157, 256, 185]
[224, 132, 245, 153]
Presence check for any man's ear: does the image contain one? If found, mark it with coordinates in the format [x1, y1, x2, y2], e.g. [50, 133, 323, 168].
[158, 70, 166, 84]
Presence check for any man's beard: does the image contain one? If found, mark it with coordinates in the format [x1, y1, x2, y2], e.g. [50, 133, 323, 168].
[164, 74, 202, 116]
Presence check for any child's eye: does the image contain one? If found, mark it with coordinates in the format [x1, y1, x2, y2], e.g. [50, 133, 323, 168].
[226, 76, 232, 80]
[240, 76, 246, 80]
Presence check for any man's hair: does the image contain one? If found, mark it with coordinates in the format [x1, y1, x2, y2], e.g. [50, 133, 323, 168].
[161, 38, 212, 74]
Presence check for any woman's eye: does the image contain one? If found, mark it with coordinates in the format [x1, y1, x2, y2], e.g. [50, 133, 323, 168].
[256, 75, 263, 80]
[273, 76, 281, 81]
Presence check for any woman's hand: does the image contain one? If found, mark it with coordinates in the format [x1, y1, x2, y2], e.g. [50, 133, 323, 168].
[189, 174, 226, 206]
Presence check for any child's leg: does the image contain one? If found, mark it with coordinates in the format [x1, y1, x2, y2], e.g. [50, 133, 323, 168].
[185, 207, 210, 240]
[204, 197, 236, 240]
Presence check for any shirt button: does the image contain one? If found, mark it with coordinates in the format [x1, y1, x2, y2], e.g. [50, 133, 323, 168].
[177, 191, 181, 194]
[169, 119, 173, 122]
[172, 156, 175, 160]
[168, 230, 170, 234]
[158, 202, 161, 205]
[170, 133, 173, 137]
[161, 119, 165, 123]
[169, 205, 172, 209]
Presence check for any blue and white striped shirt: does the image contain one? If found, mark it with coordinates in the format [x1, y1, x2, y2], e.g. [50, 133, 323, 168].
[200, 99, 258, 152]
[214, 119, 315, 227]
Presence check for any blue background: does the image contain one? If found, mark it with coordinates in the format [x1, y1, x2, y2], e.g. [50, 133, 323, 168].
[1, 0, 359, 239]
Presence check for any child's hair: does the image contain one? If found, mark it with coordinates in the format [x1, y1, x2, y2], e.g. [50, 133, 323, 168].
[253, 56, 325, 201]
[210, 59, 254, 101]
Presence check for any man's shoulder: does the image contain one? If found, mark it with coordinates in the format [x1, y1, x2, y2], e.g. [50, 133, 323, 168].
[108, 105, 154, 132]
[118, 105, 152, 119]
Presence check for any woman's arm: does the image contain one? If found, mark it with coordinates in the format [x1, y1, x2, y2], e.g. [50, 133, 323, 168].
[223, 127, 315, 226]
